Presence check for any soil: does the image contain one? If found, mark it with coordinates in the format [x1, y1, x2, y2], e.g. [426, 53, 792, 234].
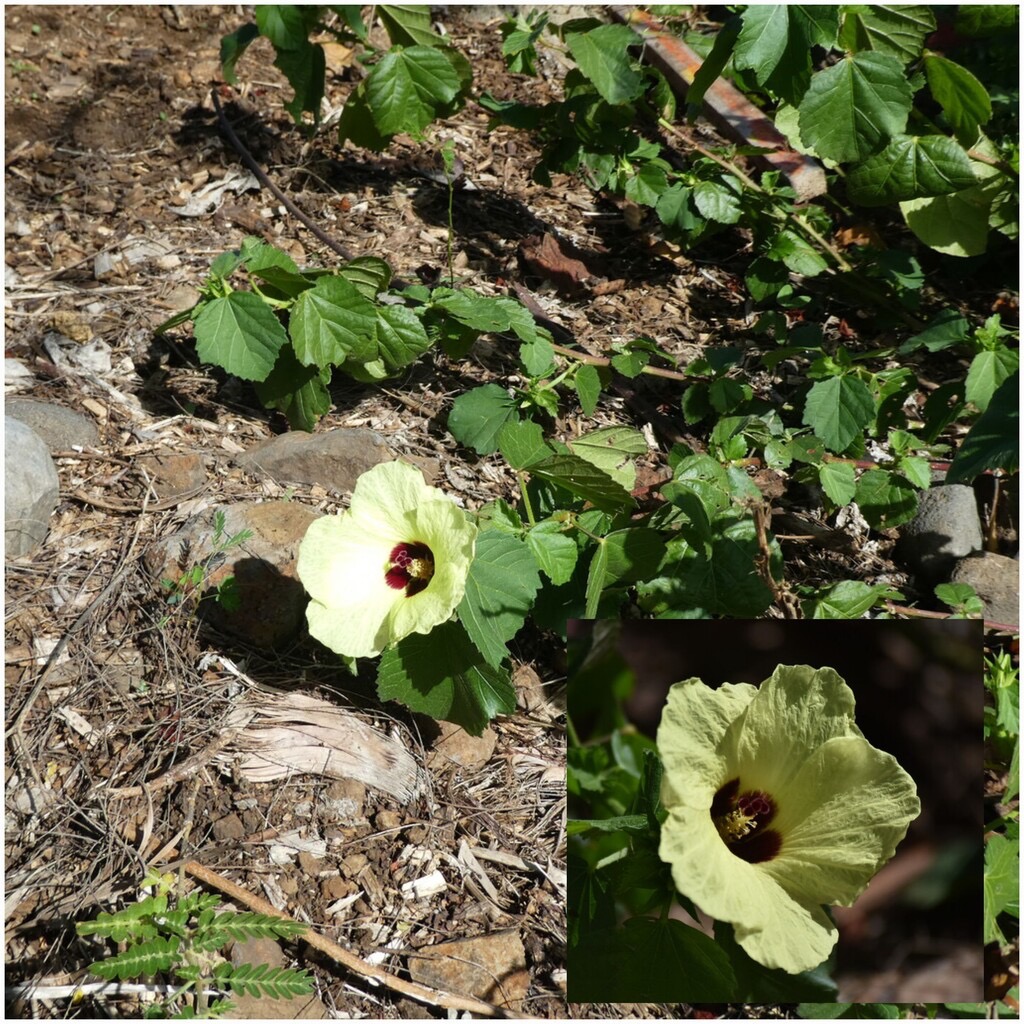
[3, 4, 1016, 1021]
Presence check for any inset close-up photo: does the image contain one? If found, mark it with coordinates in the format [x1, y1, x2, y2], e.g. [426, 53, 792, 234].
[567, 619, 1004, 1018]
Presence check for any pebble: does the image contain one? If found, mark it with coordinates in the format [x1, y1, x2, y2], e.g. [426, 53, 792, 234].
[896, 484, 983, 584]
[408, 930, 530, 1012]
[144, 500, 320, 649]
[234, 427, 391, 494]
[950, 553, 1019, 627]
[6, 398, 100, 451]
[5, 417, 60, 558]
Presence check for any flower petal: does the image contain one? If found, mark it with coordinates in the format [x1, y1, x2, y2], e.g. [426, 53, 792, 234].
[298, 515, 399, 658]
[658, 678, 757, 807]
[721, 665, 865, 797]
[764, 735, 921, 906]
[348, 459, 436, 538]
[388, 498, 477, 643]
[659, 803, 837, 974]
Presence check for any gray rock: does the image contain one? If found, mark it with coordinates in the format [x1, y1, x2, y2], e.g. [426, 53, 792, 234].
[897, 484, 983, 583]
[6, 398, 100, 451]
[135, 452, 206, 499]
[145, 501, 320, 649]
[5, 417, 60, 558]
[234, 428, 391, 493]
[950, 553, 1019, 628]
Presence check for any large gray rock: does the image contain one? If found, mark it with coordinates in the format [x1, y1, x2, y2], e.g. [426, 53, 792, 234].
[5, 417, 60, 558]
[897, 484, 983, 584]
[950, 553, 1019, 628]
[145, 501, 321, 649]
[234, 428, 390, 493]
[6, 398, 100, 451]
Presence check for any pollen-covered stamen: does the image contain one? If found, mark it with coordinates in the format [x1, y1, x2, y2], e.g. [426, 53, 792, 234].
[711, 779, 781, 864]
[385, 541, 435, 596]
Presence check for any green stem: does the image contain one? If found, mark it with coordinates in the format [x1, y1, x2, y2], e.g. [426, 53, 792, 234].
[517, 470, 537, 526]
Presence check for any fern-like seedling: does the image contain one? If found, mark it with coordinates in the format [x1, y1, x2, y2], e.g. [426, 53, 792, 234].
[75, 871, 312, 1019]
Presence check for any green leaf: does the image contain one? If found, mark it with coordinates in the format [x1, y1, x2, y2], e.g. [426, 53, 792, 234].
[254, 5, 318, 50]
[574, 363, 602, 415]
[377, 621, 516, 735]
[603, 528, 666, 584]
[366, 46, 461, 137]
[565, 24, 644, 104]
[274, 41, 326, 124]
[767, 229, 829, 276]
[693, 179, 742, 224]
[966, 347, 1018, 412]
[89, 936, 181, 981]
[339, 256, 393, 298]
[686, 16, 741, 114]
[432, 288, 539, 341]
[457, 531, 541, 669]
[855, 469, 919, 528]
[583, 541, 609, 618]
[818, 460, 857, 505]
[798, 52, 912, 163]
[798, 1003, 901, 1019]
[448, 383, 518, 455]
[528, 453, 635, 514]
[984, 833, 1019, 944]
[899, 308, 971, 353]
[802, 375, 875, 453]
[193, 292, 290, 383]
[253, 345, 330, 432]
[526, 520, 579, 585]
[568, 917, 736, 1001]
[567, 814, 650, 836]
[734, 4, 791, 82]
[847, 134, 977, 205]
[838, 4, 936, 62]
[924, 54, 992, 146]
[519, 333, 556, 377]
[804, 580, 891, 619]
[374, 304, 433, 371]
[946, 371, 1019, 483]
[569, 425, 647, 492]
[498, 418, 552, 470]
[220, 23, 260, 85]
[290, 275, 378, 368]
[624, 161, 669, 207]
[378, 4, 447, 48]
[336, 84, 392, 151]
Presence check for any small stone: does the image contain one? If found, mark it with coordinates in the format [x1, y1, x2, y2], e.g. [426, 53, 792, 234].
[426, 720, 497, 771]
[6, 398, 100, 451]
[144, 501, 320, 649]
[213, 813, 245, 842]
[342, 852, 368, 877]
[136, 452, 206, 498]
[376, 809, 402, 831]
[5, 417, 60, 558]
[407, 930, 530, 1012]
[321, 875, 350, 900]
[897, 484, 983, 584]
[234, 428, 391, 494]
[297, 850, 323, 876]
[950, 553, 1019, 627]
[323, 778, 366, 822]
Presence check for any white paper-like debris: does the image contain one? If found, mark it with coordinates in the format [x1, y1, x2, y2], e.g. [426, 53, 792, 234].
[203, 655, 424, 802]
[167, 169, 260, 217]
[401, 870, 447, 901]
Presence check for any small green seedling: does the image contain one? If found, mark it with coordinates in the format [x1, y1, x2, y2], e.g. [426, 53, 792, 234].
[76, 869, 312, 1019]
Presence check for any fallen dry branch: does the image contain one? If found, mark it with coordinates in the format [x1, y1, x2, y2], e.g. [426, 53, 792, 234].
[180, 858, 535, 1019]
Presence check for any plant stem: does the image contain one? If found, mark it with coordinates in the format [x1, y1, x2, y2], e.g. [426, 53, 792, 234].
[517, 470, 537, 526]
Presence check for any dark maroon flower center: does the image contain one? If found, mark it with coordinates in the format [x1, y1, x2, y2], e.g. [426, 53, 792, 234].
[385, 541, 434, 597]
[711, 777, 782, 863]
